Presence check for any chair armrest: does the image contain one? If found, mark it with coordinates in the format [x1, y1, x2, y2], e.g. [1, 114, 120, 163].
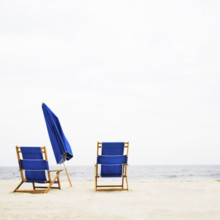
[49, 169, 64, 173]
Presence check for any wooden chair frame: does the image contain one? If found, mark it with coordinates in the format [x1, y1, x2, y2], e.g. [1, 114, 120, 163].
[14, 146, 63, 193]
[95, 142, 129, 191]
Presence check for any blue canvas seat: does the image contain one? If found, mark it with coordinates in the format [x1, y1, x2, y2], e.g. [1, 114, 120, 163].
[95, 142, 129, 191]
[14, 146, 63, 193]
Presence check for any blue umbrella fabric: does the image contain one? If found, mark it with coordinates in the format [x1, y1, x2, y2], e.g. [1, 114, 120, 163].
[42, 103, 73, 164]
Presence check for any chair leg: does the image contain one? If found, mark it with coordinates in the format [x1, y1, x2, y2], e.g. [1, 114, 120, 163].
[57, 176, 61, 190]
[44, 173, 60, 193]
[95, 177, 97, 191]
[122, 176, 124, 189]
[94, 165, 98, 192]
[14, 181, 24, 192]
[32, 182, 35, 190]
[126, 176, 129, 191]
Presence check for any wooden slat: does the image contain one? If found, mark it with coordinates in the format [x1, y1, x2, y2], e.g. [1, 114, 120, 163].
[33, 186, 59, 189]
[96, 188, 128, 191]
[48, 169, 63, 173]
[43, 146, 51, 183]
[15, 190, 46, 193]
[97, 185, 123, 187]
[16, 146, 25, 181]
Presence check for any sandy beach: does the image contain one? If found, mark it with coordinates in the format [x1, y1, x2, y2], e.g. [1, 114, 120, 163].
[0, 179, 220, 220]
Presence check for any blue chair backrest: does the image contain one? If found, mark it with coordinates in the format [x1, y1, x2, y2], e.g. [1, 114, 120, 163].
[97, 142, 127, 177]
[20, 147, 49, 183]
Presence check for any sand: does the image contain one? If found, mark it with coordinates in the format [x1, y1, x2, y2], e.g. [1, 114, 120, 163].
[0, 179, 220, 220]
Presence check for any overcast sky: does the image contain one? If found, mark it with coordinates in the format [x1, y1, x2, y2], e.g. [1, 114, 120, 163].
[0, 0, 220, 166]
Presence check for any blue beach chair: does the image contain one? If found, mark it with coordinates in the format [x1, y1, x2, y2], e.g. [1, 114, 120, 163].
[14, 146, 63, 193]
[95, 142, 129, 191]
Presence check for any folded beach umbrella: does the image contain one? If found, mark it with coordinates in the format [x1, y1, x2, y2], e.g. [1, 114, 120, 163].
[42, 103, 73, 187]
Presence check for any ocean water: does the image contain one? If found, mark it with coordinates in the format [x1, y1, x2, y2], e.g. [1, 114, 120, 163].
[0, 165, 220, 180]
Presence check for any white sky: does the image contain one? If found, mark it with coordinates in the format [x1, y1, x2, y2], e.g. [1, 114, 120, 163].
[0, 0, 220, 166]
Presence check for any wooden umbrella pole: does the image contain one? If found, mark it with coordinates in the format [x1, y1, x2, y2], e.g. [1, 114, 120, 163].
[63, 162, 72, 187]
